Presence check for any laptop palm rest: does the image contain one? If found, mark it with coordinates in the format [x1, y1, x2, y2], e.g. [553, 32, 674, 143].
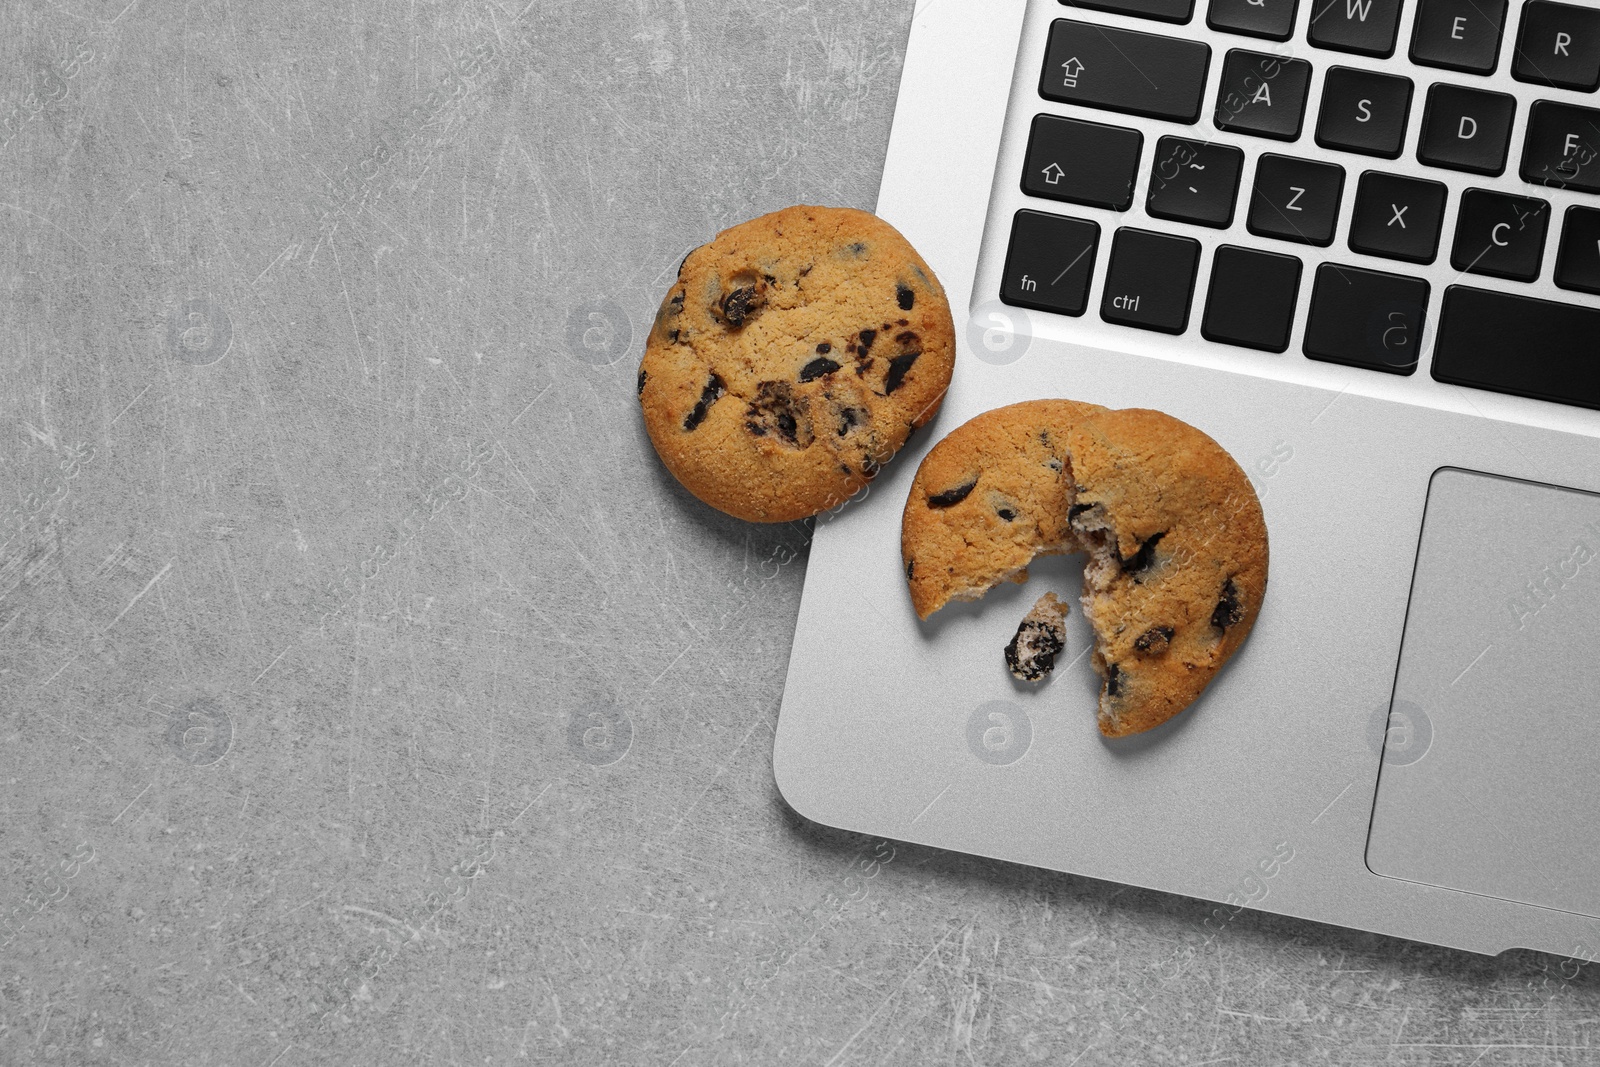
[1367, 468, 1600, 918]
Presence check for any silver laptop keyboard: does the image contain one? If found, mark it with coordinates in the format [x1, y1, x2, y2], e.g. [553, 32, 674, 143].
[998, 0, 1600, 410]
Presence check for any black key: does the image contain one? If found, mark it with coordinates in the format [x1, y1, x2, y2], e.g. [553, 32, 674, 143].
[1001, 211, 1101, 317]
[1450, 188, 1551, 282]
[1247, 154, 1346, 246]
[1512, 1, 1600, 93]
[1214, 49, 1313, 140]
[1555, 206, 1600, 295]
[1062, 0, 1195, 23]
[1202, 246, 1304, 352]
[1315, 67, 1414, 158]
[1308, 0, 1405, 57]
[1099, 228, 1202, 333]
[1303, 262, 1428, 374]
[1410, 0, 1508, 74]
[1434, 287, 1600, 410]
[1208, 0, 1298, 40]
[1147, 137, 1246, 227]
[1348, 172, 1448, 263]
[1416, 84, 1516, 175]
[1022, 115, 1144, 211]
[1520, 101, 1600, 195]
[1040, 19, 1212, 124]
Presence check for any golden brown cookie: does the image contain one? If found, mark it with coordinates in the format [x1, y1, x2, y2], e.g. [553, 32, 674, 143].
[638, 206, 955, 523]
[902, 401, 1268, 738]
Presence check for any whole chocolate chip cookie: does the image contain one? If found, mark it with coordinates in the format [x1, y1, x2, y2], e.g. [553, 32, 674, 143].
[638, 206, 955, 523]
[902, 401, 1268, 738]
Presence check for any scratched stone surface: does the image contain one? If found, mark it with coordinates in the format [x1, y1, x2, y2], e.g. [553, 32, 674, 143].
[1, 0, 1598, 1064]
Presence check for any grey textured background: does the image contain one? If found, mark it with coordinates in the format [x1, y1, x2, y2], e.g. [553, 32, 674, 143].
[2, 0, 1598, 1063]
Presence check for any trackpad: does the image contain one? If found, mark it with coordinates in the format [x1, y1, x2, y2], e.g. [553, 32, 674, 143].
[1367, 468, 1600, 918]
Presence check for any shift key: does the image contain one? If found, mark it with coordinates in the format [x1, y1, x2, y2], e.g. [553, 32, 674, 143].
[1040, 19, 1212, 124]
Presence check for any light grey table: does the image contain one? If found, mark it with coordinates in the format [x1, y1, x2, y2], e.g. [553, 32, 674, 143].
[3, 2, 1597, 1063]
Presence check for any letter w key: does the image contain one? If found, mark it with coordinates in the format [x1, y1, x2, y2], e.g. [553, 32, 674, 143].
[1310, 0, 1406, 56]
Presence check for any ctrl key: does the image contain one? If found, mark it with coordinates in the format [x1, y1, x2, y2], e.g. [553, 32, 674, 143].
[1100, 228, 1202, 334]
[1001, 210, 1101, 317]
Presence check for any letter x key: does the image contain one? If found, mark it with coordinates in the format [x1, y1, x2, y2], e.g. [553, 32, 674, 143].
[1349, 171, 1449, 263]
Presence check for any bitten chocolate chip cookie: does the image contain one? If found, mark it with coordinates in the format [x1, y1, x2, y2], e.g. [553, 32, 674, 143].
[902, 401, 1268, 738]
[638, 206, 955, 523]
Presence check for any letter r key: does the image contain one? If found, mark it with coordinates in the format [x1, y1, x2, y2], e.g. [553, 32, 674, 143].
[1513, 1, 1600, 92]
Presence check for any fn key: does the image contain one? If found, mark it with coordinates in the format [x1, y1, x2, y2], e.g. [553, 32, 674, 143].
[1001, 210, 1101, 317]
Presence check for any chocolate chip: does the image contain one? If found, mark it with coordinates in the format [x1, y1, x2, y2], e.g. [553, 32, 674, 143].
[1134, 626, 1174, 654]
[636, 368, 647, 396]
[683, 372, 725, 431]
[762, 273, 776, 287]
[721, 286, 757, 328]
[897, 318, 909, 327]
[845, 241, 867, 256]
[1211, 578, 1244, 631]
[884, 350, 920, 394]
[1118, 531, 1168, 575]
[927, 478, 977, 508]
[1106, 663, 1124, 698]
[1006, 620, 1066, 682]
[799, 357, 841, 382]
[668, 290, 685, 313]
[858, 329, 877, 354]
[746, 421, 766, 436]
[895, 330, 919, 345]
[861, 455, 881, 478]
[744, 380, 813, 448]
[905, 558, 915, 581]
[897, 283, 915, 311]
[816, 342, 832, 355]
[836, 407, 864, 435]
[996, 507, 1016, 522]
[1068, 502, 1095, 520]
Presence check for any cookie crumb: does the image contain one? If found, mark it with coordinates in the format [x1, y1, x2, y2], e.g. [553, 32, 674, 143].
[1005, 592, 1069, 683]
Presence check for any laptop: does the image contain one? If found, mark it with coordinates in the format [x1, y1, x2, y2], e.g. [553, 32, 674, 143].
[774, 0, 1600, 958]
